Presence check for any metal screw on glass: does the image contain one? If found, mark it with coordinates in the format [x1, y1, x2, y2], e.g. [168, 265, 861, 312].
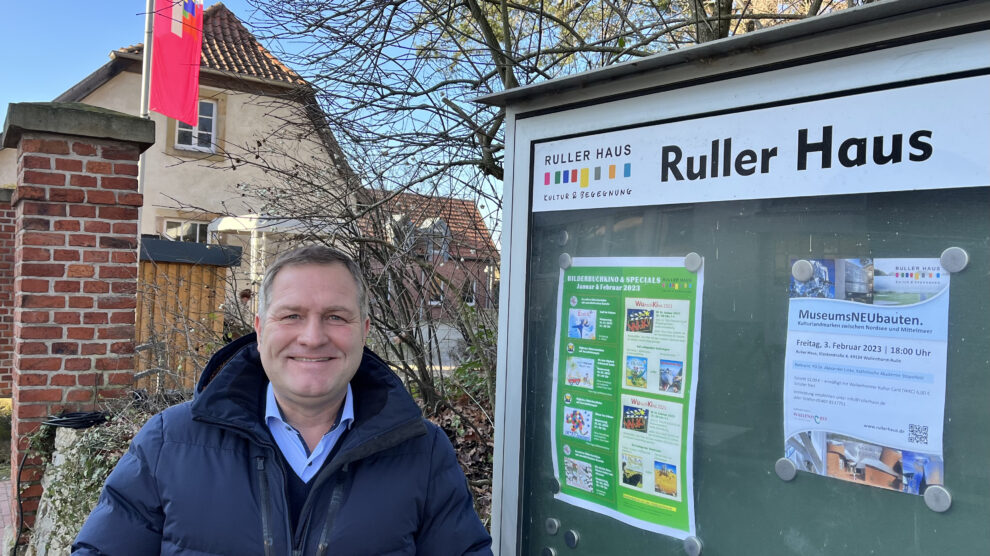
[774, 457, 798, 482]
[559, 253, 573, 270]
[939, 247, 969, 273]
[550, 478, 561, 494]
[684, 252, 703, 273]
[564, 530, 579, 549]
[542, 547, 557, 556]
[683, 536, 703, 556]
[545, 518, 561, 535]
[924, 485, 952, 513]
[791, 259, 814, 282]
[557, 230, 570, 246]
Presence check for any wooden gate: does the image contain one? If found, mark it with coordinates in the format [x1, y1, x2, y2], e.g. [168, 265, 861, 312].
[135, 239, 241, 392]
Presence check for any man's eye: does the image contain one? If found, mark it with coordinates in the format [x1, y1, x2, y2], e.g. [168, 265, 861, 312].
[283, 314, 301, 320]
[327, 315, 344, 322]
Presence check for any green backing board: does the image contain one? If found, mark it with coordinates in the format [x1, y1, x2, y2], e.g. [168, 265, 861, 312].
[519, 187, 990, 555]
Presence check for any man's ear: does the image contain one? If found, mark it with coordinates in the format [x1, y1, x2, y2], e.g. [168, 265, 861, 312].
[254, 314, 262, 340]
[362, 317, 370, 340]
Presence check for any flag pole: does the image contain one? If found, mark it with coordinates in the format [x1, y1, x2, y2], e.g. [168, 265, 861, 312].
[138, 0, 154, 197]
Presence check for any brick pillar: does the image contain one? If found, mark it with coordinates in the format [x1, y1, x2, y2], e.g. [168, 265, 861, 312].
[1, 102, 154, 535]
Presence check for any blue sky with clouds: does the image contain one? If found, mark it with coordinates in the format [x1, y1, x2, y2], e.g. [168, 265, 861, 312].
[0, 1, 259, 116]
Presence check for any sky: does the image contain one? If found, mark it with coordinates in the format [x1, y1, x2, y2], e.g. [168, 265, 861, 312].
[0, 1, 260, 115]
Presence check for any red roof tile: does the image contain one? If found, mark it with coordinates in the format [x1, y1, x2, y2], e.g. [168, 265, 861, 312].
[118, 2, 303, 86]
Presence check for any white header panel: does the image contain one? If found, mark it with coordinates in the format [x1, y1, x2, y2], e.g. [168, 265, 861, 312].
[532, 74, 990, 212]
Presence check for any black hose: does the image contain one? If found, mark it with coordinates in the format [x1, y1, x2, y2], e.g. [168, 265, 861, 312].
[41, 412, 108, 430]
[9, 412, 108, 554]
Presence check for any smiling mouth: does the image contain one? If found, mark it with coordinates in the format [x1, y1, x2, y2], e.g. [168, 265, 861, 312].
[291, 357, 332, 362]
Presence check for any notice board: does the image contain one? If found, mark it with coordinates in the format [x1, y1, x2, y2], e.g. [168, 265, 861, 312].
[488, 7, 990, 554]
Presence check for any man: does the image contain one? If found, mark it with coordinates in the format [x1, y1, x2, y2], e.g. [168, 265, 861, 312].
[73, 245, 492, 555]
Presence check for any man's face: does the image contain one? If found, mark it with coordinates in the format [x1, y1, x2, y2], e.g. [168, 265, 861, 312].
[255, 263, 370, 414]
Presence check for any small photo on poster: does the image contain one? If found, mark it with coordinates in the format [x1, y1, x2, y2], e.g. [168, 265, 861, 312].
[565, 356, 595, 389]
[563, 408, 593, 441]
[654, 461, 678, 498]
[568, 309, 597, 339]
[622, 405, 649, 433]
[624, 356, 648, 389]
[789, 259, 835, 298]
[837, 258, 874, 304]
[564, 457, 594, 492]
[826, 435, 903, 491]
[659, 359, 683, 394]
[621, 453, 645, 488]
[785, 431, 827, 475]
[901, 451, 945, 495]
[827, 433, 948, 495]
[873, 258, 950, 305]
[626, 308, 655, 333]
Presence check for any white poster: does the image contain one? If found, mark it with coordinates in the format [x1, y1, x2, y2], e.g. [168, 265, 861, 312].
[783, 258, 949, 494]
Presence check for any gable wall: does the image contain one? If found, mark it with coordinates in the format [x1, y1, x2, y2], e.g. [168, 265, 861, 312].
[3, 70, 343, 238]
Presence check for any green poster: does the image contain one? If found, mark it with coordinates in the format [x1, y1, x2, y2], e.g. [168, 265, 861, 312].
[551, 256, 704, 539]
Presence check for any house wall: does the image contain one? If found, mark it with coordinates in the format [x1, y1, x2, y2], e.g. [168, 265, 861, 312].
[1, 70, 340, 240]
[0, 150, 16, 190]
[66, 70, 336, 237]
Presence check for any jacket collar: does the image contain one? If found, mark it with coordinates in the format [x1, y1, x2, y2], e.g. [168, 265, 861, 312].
[190, 333, 425, 449]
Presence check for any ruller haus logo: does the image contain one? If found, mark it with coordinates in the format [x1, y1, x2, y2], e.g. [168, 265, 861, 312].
[542, 143, 634, 188]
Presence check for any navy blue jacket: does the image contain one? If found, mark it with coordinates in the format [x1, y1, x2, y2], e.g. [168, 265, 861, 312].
[73, 334, 492, 555]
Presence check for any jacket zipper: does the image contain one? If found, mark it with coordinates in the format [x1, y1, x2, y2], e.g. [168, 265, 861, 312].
[316, 463, 350, 556]
[255, 457, 274, 556]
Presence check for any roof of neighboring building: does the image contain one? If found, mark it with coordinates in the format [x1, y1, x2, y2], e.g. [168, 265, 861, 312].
[359, 190, 498, 258]
[116, 2, 304, 86]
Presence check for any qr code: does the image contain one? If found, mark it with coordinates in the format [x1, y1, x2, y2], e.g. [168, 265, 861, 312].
[908, 424, 929, 445]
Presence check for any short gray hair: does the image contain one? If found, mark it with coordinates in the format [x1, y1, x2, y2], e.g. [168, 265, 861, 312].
[257, 245, 368, 320]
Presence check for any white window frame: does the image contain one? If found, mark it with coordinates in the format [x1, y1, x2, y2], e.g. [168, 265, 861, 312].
[462, 279, 477, 307]
[163, 219, 211, 244]
[175, 99, 218, 153]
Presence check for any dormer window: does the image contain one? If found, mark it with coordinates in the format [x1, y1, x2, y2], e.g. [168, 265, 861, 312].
[175, 100, 217, 152]
[423, 219, 450, 261]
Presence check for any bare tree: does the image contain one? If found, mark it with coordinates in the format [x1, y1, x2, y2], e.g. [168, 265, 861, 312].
[239, 0, 848, 201]
[206, 0, 861, 522]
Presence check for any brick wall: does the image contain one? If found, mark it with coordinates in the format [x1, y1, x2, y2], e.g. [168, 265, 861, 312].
[0, 191, 14, 397]
[1, 105, 151, 535]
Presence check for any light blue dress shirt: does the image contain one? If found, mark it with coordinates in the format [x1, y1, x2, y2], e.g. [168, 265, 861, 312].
[264, 382, 354, 483]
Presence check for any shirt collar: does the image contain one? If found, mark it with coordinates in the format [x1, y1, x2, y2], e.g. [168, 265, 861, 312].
[265, 382, 355, 432]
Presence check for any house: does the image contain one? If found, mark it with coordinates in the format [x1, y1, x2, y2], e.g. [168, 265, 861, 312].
[0, 2, 353, 252]
[0, 1, 496, 374]
[365, 189, 498, 308]
[354, 189, 499, 369]
[0, 2, 354, 388]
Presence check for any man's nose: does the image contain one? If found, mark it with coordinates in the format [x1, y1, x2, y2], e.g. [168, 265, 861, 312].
[297, 316, 327, 345]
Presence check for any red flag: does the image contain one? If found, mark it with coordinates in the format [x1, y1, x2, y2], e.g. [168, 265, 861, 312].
[150, 0, 204, 126]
